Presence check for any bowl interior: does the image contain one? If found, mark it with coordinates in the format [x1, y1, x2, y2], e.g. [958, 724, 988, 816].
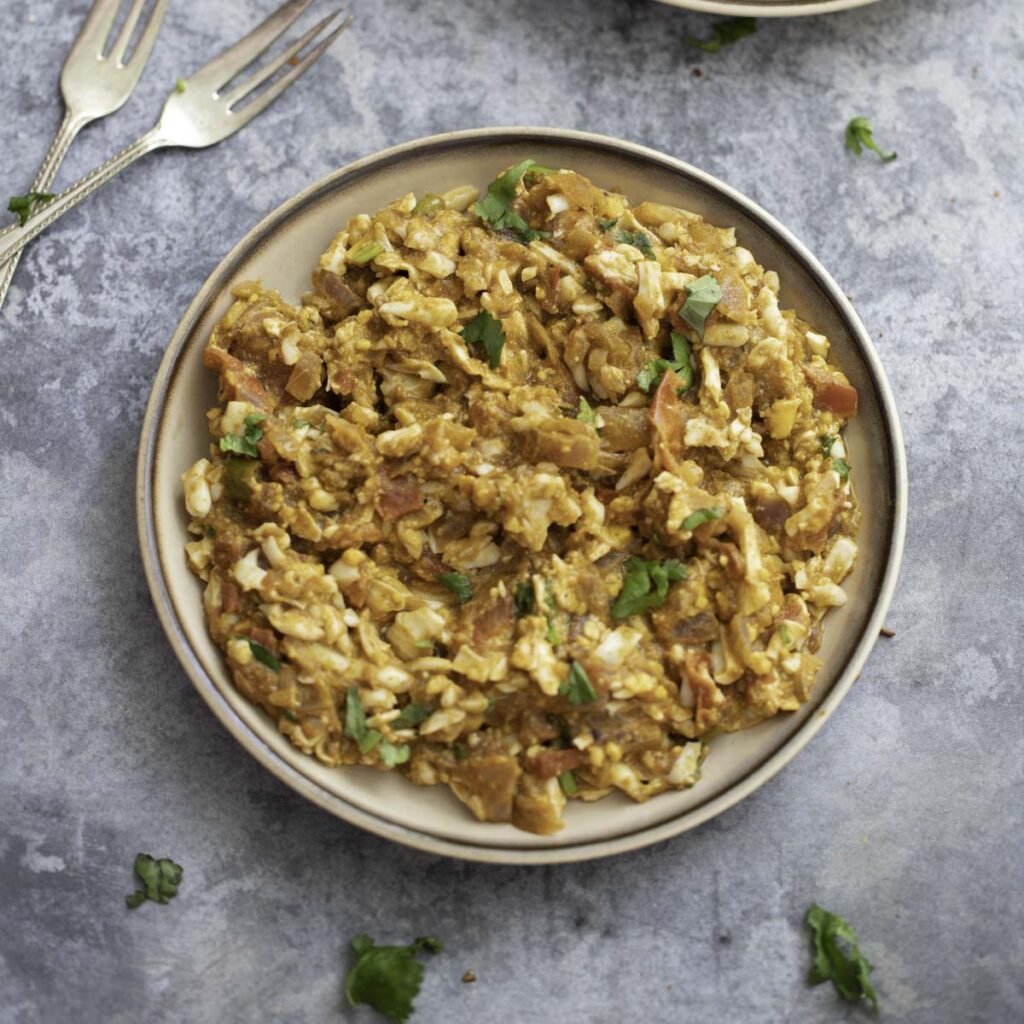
[143, 130, 903, 860]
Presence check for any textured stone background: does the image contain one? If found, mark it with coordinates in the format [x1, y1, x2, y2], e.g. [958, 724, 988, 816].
[2, 0, 1022, 1021]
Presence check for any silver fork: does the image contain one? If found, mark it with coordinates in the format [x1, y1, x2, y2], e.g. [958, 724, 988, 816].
[0, 0, 352, 272]
[0, 0, 168, 308]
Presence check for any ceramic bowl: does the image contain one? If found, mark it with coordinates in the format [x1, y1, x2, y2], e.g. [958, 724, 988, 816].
[137, 127, 906, 864]
[653, 0, 882, 16]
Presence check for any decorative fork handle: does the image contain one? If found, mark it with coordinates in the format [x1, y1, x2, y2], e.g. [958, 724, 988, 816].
[0, 109, 86, 305]
[0, 127, 167, 270]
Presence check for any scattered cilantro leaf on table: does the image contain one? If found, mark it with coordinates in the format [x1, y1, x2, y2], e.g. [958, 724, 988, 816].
[686, 17, 757, 54]
[8, 191, 55, 226]
[845, 117, 896, 162]
[460, 311, 505, 369]
[805, 904, 879, 1010]
[346, 933, 443, 1023]
[610, 557, 687, 620]
[126, 853, 183, 908]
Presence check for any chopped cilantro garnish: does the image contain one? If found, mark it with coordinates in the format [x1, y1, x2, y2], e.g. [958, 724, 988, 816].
[610, 557, 687, 620]
[175, 78, 187, 93]
[596, 216, 619, 232]
[460, 310, 505, 369]
[805, 904, 879, 1010]
[438, 572, 473, 604]
[559, 660, 597, 705]
[678, 275, 723, 340]
[219, 413, 265, 458]
[820, 435, 850, 479]
[615, 228, 655, 258]
[514, 581, 536, 617]
[452, 742, 467, 761]
[637, 332, 694, 393]
[349, 239, 384, 265]
[681, 506, 724, 531]
[293, 418, 311, 429]
[686, 16, 757, 54]
[559, 769, 578, 795]
[345, 688, 382, 754]
[845, 117, 896, 163]
[346, 933, 443, 1024]
[577, 395, 597, 424]
[248, 639, 280, 672]
[393, 702, 433, 728]
[412, 640, 435, 652]
[7, 191, 55, 227]
[379, 741, 411, 767]
[474, 159, 552, 243]
[126, 853, 183, 908]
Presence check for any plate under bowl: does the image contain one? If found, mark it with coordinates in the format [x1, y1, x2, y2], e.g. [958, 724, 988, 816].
[652, 0, 882, 16]
[137, 127, 906, 864]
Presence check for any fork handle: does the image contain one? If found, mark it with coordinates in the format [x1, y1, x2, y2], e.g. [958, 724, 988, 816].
[0, 127, 167, 270]
[0, 109, 86, 306]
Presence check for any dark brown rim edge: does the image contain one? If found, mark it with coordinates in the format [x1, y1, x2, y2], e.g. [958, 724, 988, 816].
[137, 127, 908, 865]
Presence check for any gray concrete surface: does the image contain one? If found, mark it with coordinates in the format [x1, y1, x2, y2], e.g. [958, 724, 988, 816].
[2, 0, 1022, 1021]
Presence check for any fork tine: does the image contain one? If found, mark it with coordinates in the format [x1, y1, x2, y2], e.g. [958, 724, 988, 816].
[111, 0, 168, 66]
[189, 0, 317, 93]
[227, 14, 351, 124]
[75, 0, 126, 54]
[223, 9, 344, 109]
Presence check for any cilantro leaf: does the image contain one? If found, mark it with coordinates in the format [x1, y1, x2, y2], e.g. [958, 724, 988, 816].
[219, 413, 265, 458]
[438, 572, 473, 604]
[559, 769, 578, 795]
[345, 688, 382, 754]
[615, 229, 655, 258]
[126, 853, 183, 908]
[681, 506, 724, 531]
[637, 332, 694, 393]
[248, 639, 280, 672]
[474, 159, 552, 242]
[678, 275, 723, 340]
[346, 933, 443, 1023]
[379, 741, 411, 768]
[686, 16, 757, 54]
[819, 435, 850, 480]
[610, 557, 687, 620]
[805, 904, 879, 1010]
[514, 581, 536, 617]
[460, 311, 505, 369]
[392, 702, 433, 729]
[349, 239, 384, 264]
[576, 395, 597, 424]
[7, 191, 55, 227]
[559, 660, 597, 705]
[597, 217, 619, 232]
[845, 117, 896, 162]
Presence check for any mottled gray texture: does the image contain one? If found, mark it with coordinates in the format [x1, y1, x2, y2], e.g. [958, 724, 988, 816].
[1, 0, 1022, 1021]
